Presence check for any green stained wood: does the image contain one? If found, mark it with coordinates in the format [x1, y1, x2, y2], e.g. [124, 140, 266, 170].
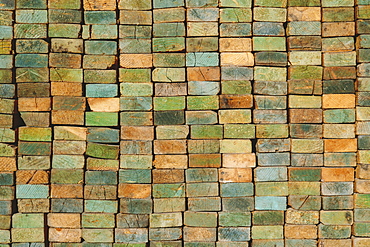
[288, 80, 322, 95]
[150, 213, 182, 228]
[119, 69, 151, 83]
[221, 8, 252, 22]
[86, 143, 119, 159]
[15, 54, 48, 68]
[0, 11, 12, 26]
[152, 68, 185, 82]
[222, 81, 251, 94]
[289, 0, 320, 6]
[289, 181, 321, 195]
[153, 53, 185, 67]
[84, 11, 116, 24]
[184, 212, 217, 227]
[355, 194, 370, 208]
[119, 169, 151, 183]
[49, 0, 80, 9]
[121, 83, 153, 97]
[120, 198, 152, 214]
[153, 97, 185, 111]
[87, 158, 119, 170]
[0, 84, 14, 98]
[0, 55, 12, 69]
[154, 111, 185, 125]
[289, 168, 321, 181]
[18, 142, 51, 156]
[119, 25, 152, 39]
[82, 229, 113, 242]
[354, 222, 370, 237]
[322, 0, 354, 7]
[0, 187, 13, 200]
[224, 124, 255, 139]
[187, 37, 218, 52]
[14, 24, 47, 39]
[85, 70, 116, 84]
[186, 111, 217, 125]
[220, 23, 251, 37]
[219, 212, 251, 227]
[189, 154, 221, 168]
[85, 40, 117, 55]
[153, 198, 185, 213]
[153, 23, 185, 37]
[220, 0, 251, 7]
[11, 228, 45, 242]
[92, 25, 118, 39]
[253, 37, 286, 51]
[119, 0, 151, 9]
[117, 213, 148, 228]
[191, 125, 223, 139]
[255, 96, 286, 109]
[223, 197, 254, 212]
[255, 182, 288, 196]
[255, 52, 287, 66]
[16, 39, 48, 53]
[323, 7, 354, 22]
[121, 112, 153, 126]
[0, 26, 12, 39]
[49, 9, 82, 23]
[254, 66, 286, 81]
[255, 0, 286, 6]
[254, 7, 287, 22]
[85, 112, 118, 126]
[321, 211, 353, 225]
[16, 10, 47, 23]
[187, 96, 219, 110]
[319, 225, 351, 238]
[52, 155, 84, 169]
[17, 0, 45, 8]
[289, 195, 321, 210]
[186, 0, 218, 7]
[289, 66, 323, 80]
[153, 8, 185, 22]
[85, 200, 118, 213]
[51, 169, 84, 184]
[0, 128, 15, 142]
[152, 183, 185, 198]
[87, 127, 119, 143]
[186, 168, 218, 182]
[16, 185, 49, 199]
[252, 211, 284, 225]
[18, 156, 50, 170]
[221, 183, 254, 197]
[324, 109, 355, 123]
[252, 226, 283, 239]
[18, 127, 52, 142]
[49, 24, 80, 38]
[153, 37, 185, 52]
[188, 197, 221, 211]
[120, 155, 153, 169]
[0, 99, 14, 115]
[85, 171, 117, 185]
[186, 52, 219, 67]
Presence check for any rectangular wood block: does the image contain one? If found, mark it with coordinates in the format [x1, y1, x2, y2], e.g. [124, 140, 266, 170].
[219, 168, 252, 183]
[49, 228, 81, 243]
[48, 213, 80, 228]
[324, 139, 357, 152]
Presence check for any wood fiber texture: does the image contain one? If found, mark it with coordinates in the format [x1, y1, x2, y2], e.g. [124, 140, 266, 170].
[0, 0, 369, 246]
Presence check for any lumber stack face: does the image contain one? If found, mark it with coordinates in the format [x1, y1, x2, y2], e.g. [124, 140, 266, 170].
[0, 0, 369, 246]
